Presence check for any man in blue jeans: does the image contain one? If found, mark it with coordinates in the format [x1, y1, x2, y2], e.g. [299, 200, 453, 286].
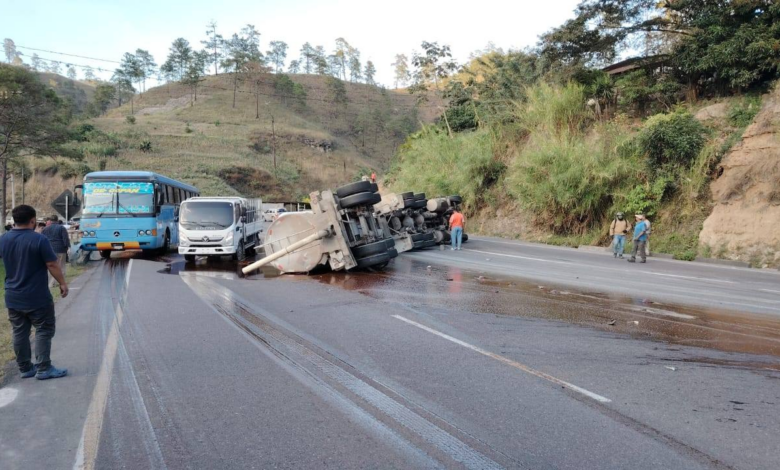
[1, 205, 69, 380]
[627, 213, 649, 264]
[449, 208, 465, 250]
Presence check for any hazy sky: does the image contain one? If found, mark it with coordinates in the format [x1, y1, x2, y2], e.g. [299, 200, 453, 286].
[3, 0, 580, 86]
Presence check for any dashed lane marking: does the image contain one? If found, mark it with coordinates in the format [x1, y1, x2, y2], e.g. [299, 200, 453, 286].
[0, 388, 19, 408]
[392, 315, 612, 403]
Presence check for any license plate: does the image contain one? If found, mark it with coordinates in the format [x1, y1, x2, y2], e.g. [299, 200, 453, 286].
[112, 244, 124, 250]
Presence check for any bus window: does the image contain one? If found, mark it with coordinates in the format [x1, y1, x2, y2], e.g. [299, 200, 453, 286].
[174, 188, 181, 204]
[165, 185, 172, 204]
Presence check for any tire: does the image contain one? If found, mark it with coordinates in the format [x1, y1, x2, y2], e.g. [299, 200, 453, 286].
[159, 231, 170, 255]
[399, 192, 414, 199]
[384, 238, 396, 249]
[462, 233, 469, 243]
[340, 191, 382, 209]
[356, 252, 390, 269]
[411, 232, 435, 243]
[336, 181, 373, 198]
[100, 250, 111, 260]
[422, 240, 437, 248]
[413, 200, 427, 209]
[387, 247, 398, 259]
[370, 183, 379, 193]
[184, 254, 195, 262]
[352, 240, 388, 258]
[403, 198, 416, 208]
[414, 193, 426, 200]
[233, 241, 246, 261]
[448, 195, 463, 204]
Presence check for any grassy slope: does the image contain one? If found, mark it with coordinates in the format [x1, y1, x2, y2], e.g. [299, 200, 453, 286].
[15, 73, 436, 213]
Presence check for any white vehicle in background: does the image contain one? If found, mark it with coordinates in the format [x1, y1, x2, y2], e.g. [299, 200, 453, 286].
[262, 207, 286, 222]
[178, 197, 263, 262]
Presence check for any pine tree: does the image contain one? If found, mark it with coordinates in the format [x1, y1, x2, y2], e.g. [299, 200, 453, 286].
[288, 59, 300, 74]
[84, 66, 96, 81]
[134, 49, 156, 93]
[3, 38, 16, 63]
[267, 41, 288, 73]
[201, 20, 223, 75]
[30, 54, 42, 71]
[314, 46, 328, 75]
[348, 49, 362, 83]
[66, 66, 77, 80]
[392, 54, 410, 89]
[299, 42, 315, 74]
[167, 38, 192, 80]
[364, 61, 376, 85]
[333, 38, 351, 81]
[48, 61, 62, 75]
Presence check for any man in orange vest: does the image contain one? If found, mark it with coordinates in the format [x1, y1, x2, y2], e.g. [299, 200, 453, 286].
[449, 208, 465, 250]
[370, 172, 377, 184]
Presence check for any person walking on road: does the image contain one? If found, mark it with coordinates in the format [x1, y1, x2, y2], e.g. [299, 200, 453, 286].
[628, 213, 649, 263]
[370, 172, 377, 184]
[609, 212, 631, 258]
[42, 214, 70, 288]
[1, 205, 69, 380]
[449, 208, 465, 251]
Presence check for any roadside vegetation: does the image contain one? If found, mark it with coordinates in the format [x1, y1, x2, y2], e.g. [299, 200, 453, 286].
[388, 1, 778, 262]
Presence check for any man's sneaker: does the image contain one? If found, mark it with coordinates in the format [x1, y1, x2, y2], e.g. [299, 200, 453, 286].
[639, 260, 646, 263]
[20, 365, 37, 379]
[35, 366, 68, 380]
[627, 258, 636, 263]
[619, 254, 624, 258]
[613, 253, 617, 258]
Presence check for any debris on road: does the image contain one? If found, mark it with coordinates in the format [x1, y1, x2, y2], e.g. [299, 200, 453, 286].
[665, 366, 678, 371]
[607, 320, 616, 326]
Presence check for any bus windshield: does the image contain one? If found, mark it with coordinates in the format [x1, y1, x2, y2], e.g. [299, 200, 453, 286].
[83, 182, 155, 215]
[180, 201, 234, 229]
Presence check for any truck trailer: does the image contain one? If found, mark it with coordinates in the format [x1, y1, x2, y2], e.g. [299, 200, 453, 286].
[178, 197, 263, 262]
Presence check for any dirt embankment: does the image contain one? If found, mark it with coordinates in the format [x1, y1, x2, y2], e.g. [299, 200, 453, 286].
[700, 85, 780, 267]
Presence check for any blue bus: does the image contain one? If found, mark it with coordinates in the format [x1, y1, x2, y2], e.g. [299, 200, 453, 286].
[77, 171, 199, 258]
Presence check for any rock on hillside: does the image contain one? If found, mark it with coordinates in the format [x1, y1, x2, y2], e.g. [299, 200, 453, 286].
[700, 85, 780, 267]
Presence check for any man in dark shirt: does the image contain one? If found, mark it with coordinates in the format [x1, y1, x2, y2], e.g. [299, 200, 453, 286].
[1, 205, 69, 380]
[42, 214, 70, 288]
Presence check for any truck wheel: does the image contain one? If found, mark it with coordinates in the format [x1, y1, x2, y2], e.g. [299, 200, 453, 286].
[414, 193, 426, 200]
[387, 247, 398, 259]
[448, 195, 463, 204]
[399, 192, 414, 199]
[339, 191, 381, 209]
[100, 250, 111, 260]
[462, 233, 469, 243]
[184, 254, 195, 263]
[356, 252, 390, 269]
[233, 241, 246, 262]
[384, 238, 396, 249]
[352, 240, 389, 258]
[411, 232, 434, 243]
[369, 182, 379, 193]
[335, 181, 373, 198]
[158, 230, 170, 255]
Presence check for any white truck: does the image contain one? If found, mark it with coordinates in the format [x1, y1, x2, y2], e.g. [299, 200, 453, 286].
[178, 197, 263, 262]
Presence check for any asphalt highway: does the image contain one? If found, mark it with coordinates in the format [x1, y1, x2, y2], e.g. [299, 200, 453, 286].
[1, 237, 779, 469]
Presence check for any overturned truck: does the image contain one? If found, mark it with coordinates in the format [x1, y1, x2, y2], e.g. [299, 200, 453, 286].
[243, 182, 466, 275]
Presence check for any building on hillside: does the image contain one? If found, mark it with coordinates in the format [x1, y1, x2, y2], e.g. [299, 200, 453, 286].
[602, 56, 671, 78]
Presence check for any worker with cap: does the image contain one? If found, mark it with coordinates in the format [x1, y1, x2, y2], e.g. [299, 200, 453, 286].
[628, 213, 649, 263]
[609, 212, 631, 258]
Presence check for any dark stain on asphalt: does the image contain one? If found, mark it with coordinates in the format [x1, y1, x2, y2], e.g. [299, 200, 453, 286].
[309, 256, 780, 361]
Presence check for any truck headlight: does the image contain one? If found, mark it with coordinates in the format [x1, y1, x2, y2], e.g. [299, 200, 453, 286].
[179, 237, 189, 247]
[224, 231, 234, 245]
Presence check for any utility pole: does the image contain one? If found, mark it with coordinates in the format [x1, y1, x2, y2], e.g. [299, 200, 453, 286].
[10, 173, 15, 209]
[271, 115, 277, 171]
[21, 166, 24, 204]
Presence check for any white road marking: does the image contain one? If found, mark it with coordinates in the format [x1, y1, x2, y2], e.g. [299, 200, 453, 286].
[630, 307, 696, 320]
[645, 272, 735, 284]
[0, 387, 19, 408]
[761, 289, 780, 295]
[392, 315, 611, 403]
[468, 249, 569, 265]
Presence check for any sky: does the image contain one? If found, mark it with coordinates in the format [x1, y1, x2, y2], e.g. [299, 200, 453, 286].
[2, 0, 581, 87]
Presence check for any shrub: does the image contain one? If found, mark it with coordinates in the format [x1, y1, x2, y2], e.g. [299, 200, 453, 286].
[125, 115, 136, 125]
[638, 111, 707, 169]
[185, 122, 193, 134]
[444, 104, 478, 132]
[727, 96, 761, 128]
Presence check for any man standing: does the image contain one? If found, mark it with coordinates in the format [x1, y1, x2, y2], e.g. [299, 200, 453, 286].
[1, 205, 69, 380]
[609, 212, 631, 258]
[449, 207, 465, 251]
[42, 214, 70, 287]
[628, 213, 649, 264]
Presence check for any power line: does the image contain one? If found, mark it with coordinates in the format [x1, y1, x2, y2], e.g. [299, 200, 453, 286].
[15, 45, 121, 64]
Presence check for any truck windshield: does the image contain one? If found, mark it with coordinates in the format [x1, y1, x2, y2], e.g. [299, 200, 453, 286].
[83, 182, 154, 215]
[180, 202, 234, 229]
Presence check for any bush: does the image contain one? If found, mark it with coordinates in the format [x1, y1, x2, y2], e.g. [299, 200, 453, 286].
[444, 104, 478, 132]
[727, 96, 761, 128]
[638, 111, 707, 169]
[125, 115, 136, 125]
[185, 122, 193, 134]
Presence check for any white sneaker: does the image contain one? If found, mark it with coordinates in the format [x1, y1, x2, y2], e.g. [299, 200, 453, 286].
[450, 248, 455, 251]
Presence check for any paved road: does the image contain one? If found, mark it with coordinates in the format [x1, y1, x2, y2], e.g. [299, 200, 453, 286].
[1, 238, 779, 469]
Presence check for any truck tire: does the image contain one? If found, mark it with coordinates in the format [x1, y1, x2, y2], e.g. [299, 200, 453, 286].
[233, 241, 246, 261]
[414, 193, 426, 201]
[448, 195, 462, 204]
[339, 191, 381, 209]
[336, 181, 373, 198]
[184, 254, 196, 263]
[411, 232, 434, 243]
[399, 192, 414, 199]
[356, 252, 390, 269]
[462, 233, 469, 243]
[413, 199, 427, 209]
[352, 240, 388, 258]
[403, 198, 416, 208]
[387, 247, 398, 259]
[370, 183, 379, 193]
[384, 238, 396, 249]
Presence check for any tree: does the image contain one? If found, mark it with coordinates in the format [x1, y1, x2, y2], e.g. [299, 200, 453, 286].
[111, 67, 135, 109]
[267, 41, 288, 73]
[333, 38, 351, 80]
[314, 46, 328, 75]
[93, 83, 116, 114]
[167, 38, 192, 80]
[84, 66, 96, 81]
[0, 64, 70, 224]
[364, 61, 376, 85]
[326, 76, 348, 110]
[392, 54, 410, 89]
[241, 24, 264, 63]
[288, 59, 300, 74]
[66, 66, 77, 80]
[201, 20, 223, 75]
[348, 48, 362, 82]
[184, 50, 209, 105]
[30, 54, 42, 71]
[134, 49, 156, 93]
[3, 39, 16, 64]
[48, 61, 62, 75]
[299, 42, 315, 74]
[119, 52, 143, 99]
[410, 41, 457, 95]
[222, 27, 266, 108]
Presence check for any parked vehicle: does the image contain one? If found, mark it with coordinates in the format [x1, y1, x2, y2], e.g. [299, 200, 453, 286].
[262, 208, 286, 222]
[179, 197, 263, 262]
[77, 171, 199, 259]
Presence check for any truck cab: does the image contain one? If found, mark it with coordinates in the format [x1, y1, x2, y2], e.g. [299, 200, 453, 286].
[178, 197, 263, 262]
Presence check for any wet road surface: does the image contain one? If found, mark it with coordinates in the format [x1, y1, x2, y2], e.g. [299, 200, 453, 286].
[1, 238, 779, 470]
